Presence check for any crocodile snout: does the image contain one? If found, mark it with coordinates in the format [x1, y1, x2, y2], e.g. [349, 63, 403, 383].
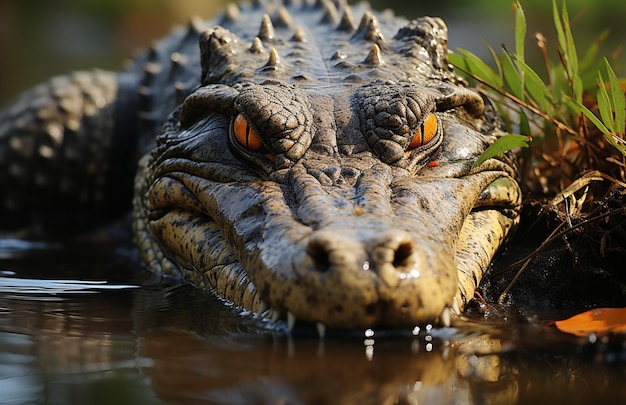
[277, 226, 458, 329]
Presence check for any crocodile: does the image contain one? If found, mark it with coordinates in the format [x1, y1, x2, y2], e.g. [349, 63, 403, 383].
[0, 0, 521, 333]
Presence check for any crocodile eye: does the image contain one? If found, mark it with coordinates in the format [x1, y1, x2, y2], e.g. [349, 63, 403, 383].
[233, 114, 264, 151]
[408, 113, 438, 149]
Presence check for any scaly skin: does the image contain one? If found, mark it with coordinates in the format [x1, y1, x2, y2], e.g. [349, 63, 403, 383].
[0, 0, 521, 332]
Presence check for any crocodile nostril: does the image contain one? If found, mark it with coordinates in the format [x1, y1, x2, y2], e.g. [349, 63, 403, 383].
[392, 241, 414, 269]
[306, 240, 331, 273]
[305, 231, 416, 274]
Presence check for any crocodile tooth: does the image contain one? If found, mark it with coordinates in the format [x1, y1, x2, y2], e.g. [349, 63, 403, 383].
[316, 322, 326, 339]
[441, 307, 451, 328]
[257, 300, 268, 315]
[287, 311, 296, 331]
[249, 37, 264, 53]
[258, 14, 275, 42]
[363, 43, 384, 66]
[451, 296, 461, 315]
[336, 7, 355, 32]
[269, 309, 281, 323]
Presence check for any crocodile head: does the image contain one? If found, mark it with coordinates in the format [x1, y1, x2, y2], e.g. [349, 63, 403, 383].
[134, 1, 521, 331]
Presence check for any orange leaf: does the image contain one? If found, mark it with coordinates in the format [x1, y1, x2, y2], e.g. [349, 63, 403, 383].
[554, 307, 626, 337]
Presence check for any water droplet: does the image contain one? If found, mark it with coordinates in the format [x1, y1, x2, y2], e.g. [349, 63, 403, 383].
[365, 345, 374, 360]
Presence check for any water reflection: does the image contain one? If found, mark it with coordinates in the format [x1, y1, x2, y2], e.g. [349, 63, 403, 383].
[0, 241, 625, 404]
[0, 288, 156, 404]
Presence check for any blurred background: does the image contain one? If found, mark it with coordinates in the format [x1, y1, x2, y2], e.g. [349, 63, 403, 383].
[1, 0, 624, 106]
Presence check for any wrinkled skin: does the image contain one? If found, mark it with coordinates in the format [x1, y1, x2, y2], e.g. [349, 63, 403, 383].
[134, 1, 521, 330]
[0, 0, 521, 331]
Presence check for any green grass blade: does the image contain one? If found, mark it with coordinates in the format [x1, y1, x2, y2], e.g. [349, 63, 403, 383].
[552, 0, 580, 98]
[561, 0, 579, 81]
[472, 134, 531, 168]
[552, 0, 567, 59]
[517, 59, 552, 112]
[566, 98, 610, 134]
[514, 1, 526, 64]
[605, 58, 625, 134]
[580, 29, 610, 71]
[502, 51, 524, 100]
[573, 75, 583, 106]
[486, 44, 503, 79]
[456, 49, 503, 89]
[448, 53, 467, 70]
[519, 108, 531, 136]
[596, 71, 614, 132]
[566, 97, 626, 155]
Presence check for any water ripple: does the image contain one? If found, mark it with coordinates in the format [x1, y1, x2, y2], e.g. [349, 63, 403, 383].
[0, 276, 139, 295]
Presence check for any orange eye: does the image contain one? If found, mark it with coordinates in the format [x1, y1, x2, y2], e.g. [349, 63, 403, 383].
[233, 114, 264, 150]
[409, 113, 438, 149]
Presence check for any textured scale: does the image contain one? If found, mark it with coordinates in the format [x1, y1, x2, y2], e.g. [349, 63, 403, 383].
[0, 0, 521, 330]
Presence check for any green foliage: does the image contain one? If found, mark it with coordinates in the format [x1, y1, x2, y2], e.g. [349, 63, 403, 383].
[514, 2, 526, 63]
[565, 59, 626, 154]
[450, 0, 626, 167]
[472, 135, 531, 168]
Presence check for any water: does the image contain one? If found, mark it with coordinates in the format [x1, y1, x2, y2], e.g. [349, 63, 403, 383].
[1, 238, 625, 404]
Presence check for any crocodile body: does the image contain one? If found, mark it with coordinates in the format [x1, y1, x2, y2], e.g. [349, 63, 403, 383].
[0, 0, 521, 331]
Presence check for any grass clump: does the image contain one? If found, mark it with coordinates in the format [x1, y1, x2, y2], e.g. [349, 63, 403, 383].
[449, 0, 626, 302]
[450, 0, 625, 201]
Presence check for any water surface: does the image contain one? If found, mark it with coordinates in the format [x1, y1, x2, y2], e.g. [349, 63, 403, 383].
[1, 238, 625, 404]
